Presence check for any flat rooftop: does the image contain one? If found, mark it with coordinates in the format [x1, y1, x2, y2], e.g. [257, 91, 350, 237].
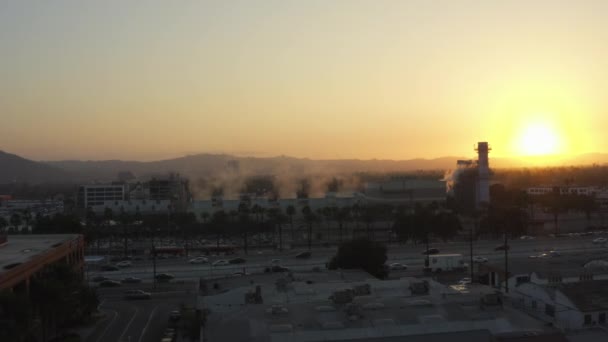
[0, 234, 80, 274]
[201, 275, 550, 342]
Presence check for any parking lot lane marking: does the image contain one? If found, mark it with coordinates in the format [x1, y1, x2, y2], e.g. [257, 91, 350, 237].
[118, 306, 139, 342]
[137, 305, 159, 342]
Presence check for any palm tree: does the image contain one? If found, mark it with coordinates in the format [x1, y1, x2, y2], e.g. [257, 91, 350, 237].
[286, 205, 296, 242]
[302, 205, 315, 250]
[335, 206, 351, 242]
[200, 212, 210, 224]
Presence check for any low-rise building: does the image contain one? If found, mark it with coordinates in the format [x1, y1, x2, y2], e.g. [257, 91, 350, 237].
[0, 234, 84, 292]
[512, 280, 608, 330]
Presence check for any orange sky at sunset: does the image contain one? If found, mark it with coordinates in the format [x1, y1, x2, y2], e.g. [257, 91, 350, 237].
[1, 1, 607, 162]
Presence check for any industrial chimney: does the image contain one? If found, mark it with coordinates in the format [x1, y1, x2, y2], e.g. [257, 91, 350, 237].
[476, 142, 491, 207]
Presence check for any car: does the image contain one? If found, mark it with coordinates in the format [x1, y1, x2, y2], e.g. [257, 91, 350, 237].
[169, 310, 182, 322]
[458, 277, 472, 285]
[528, 254, 538, 259]
[265, 265, 290, 273]
[388, 263, 407, 270]
[229, 257, 246, 264]
[472, 256, 488, 263]
[124, 289, 151, 300]
[270, 259, 282, 264]
[101, 265, 120, 272]
[520, 235, 535, 240]
[92, 275, 109, 282]
[121, 277, 142, 284]
[295, 251, 312, 259]
[212, 260, 229, 267]
[593, 237, 607, 244]
[422, 248, 440, 255]
[549, 250, 561, 257]
[155, 273, 174, 281]
[99, 280, 121, 287]
[189, 257, 209, 264]
[116, 261, 132, 267]
[494, 245, 510, 251]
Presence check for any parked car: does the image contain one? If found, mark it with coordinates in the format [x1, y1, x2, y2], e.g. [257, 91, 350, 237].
[116, 261, 132, 268]
[212, 260, 230, 267]
[92, 276, 109, 282]
[99, 280, 121, 287]
[422, 248, 440, 255]
[155, 273, 174, 281]
[494, 245, 510, 251]
[101, 265, 120, 272]
[189, 257, 209, 264]
[593, 237, 607, 244]
[169, 310, 182, 322]
[270, 259, 282, 264]
[124, 289, 151, 300]
[472, 256, 488, 263]
[229, 257, 247, 264]
[519, 235, 535, 240]
[121, 277, 142, 284]
[388, 263, 407, 270]
[295, 251, 311, 259]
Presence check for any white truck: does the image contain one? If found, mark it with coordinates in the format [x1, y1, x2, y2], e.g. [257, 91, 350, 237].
[427, 254, 467, 272]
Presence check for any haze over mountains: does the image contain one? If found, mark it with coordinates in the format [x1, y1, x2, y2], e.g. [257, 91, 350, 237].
[1, 150, 607, 185]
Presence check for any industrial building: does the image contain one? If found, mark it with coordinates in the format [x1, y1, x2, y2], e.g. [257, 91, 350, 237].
[448, 142, 492, 214]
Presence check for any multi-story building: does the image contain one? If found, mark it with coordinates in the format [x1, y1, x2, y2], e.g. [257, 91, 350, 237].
[77, 183, 126, 208]
[78, 174, 191, 214]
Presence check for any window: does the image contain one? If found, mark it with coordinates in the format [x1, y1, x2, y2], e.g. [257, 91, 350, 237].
[545, 304, 555, 317]
[516, 276, 530, 285]
[548, 276, 562, 284]
[584, 314, 592, 325]
[580, 274, 594, 281]
[600, 313, 606, 324]
[532, 301, 537, 309]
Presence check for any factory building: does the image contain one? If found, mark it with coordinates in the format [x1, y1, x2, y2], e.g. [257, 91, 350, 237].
[449, 142, 492, 214]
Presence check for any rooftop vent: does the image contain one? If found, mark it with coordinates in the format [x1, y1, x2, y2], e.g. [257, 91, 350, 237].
[3, 262, 21, 270]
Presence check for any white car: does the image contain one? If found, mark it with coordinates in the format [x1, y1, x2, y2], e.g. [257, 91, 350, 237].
[593, 237, 607, 244]
[212, 260, 229, 267]
[189, 257, 208, 264]
[520, 235, 535, 240]
[388, 263, 407, 270]
[472, 256, 488, 263]
[458, 277, 472, 285]
[116, 261, 132, 268]
[270, 259, 282, 265]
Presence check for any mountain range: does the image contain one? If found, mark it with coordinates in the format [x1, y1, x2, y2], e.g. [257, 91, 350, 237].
[1, 150, 608, 184]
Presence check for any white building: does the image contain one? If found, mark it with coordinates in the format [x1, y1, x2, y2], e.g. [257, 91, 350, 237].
[512, 280, 608, 330]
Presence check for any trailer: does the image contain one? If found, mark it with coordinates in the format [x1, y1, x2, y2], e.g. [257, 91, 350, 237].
[427, 254, 467, 272]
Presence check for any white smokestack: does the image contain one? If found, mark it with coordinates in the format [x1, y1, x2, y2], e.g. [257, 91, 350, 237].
[476, 142, 490, 207]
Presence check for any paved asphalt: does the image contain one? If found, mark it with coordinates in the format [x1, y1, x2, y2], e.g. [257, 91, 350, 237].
[87, 236, 608, 282]
[86, 283, 196, 342]
[82, 235, 608, 341]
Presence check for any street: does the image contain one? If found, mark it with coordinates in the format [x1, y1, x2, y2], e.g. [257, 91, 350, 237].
[88, 235, 608, 282]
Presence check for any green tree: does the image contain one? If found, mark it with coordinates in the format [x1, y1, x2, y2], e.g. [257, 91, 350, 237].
[302, 205, 316, 250]
[328, 238, 388, 279]
[286, 205, 296, 242]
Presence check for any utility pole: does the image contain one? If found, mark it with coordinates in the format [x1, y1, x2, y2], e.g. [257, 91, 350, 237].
[504, 230, 509, 293]
[152, 244, 157, 290]
[470, 218, 475, 282]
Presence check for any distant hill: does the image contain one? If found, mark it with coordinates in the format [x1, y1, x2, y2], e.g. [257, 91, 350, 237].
[2, 150, 608, 185]
[46, 154, 469, 182]
[0, 151, 72, 184]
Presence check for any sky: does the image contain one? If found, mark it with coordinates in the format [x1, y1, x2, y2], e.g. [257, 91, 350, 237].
[1, 0, 608, 162]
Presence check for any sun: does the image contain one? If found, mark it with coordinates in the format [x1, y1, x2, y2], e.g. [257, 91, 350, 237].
[516, 121, 562, 156]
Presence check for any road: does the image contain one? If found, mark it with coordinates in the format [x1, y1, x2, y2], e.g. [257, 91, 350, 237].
[86, 283, 196, 342]
[87, 236, 608, 283]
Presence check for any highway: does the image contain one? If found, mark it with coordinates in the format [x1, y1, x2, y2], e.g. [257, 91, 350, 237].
[87, 236, 608, 283]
